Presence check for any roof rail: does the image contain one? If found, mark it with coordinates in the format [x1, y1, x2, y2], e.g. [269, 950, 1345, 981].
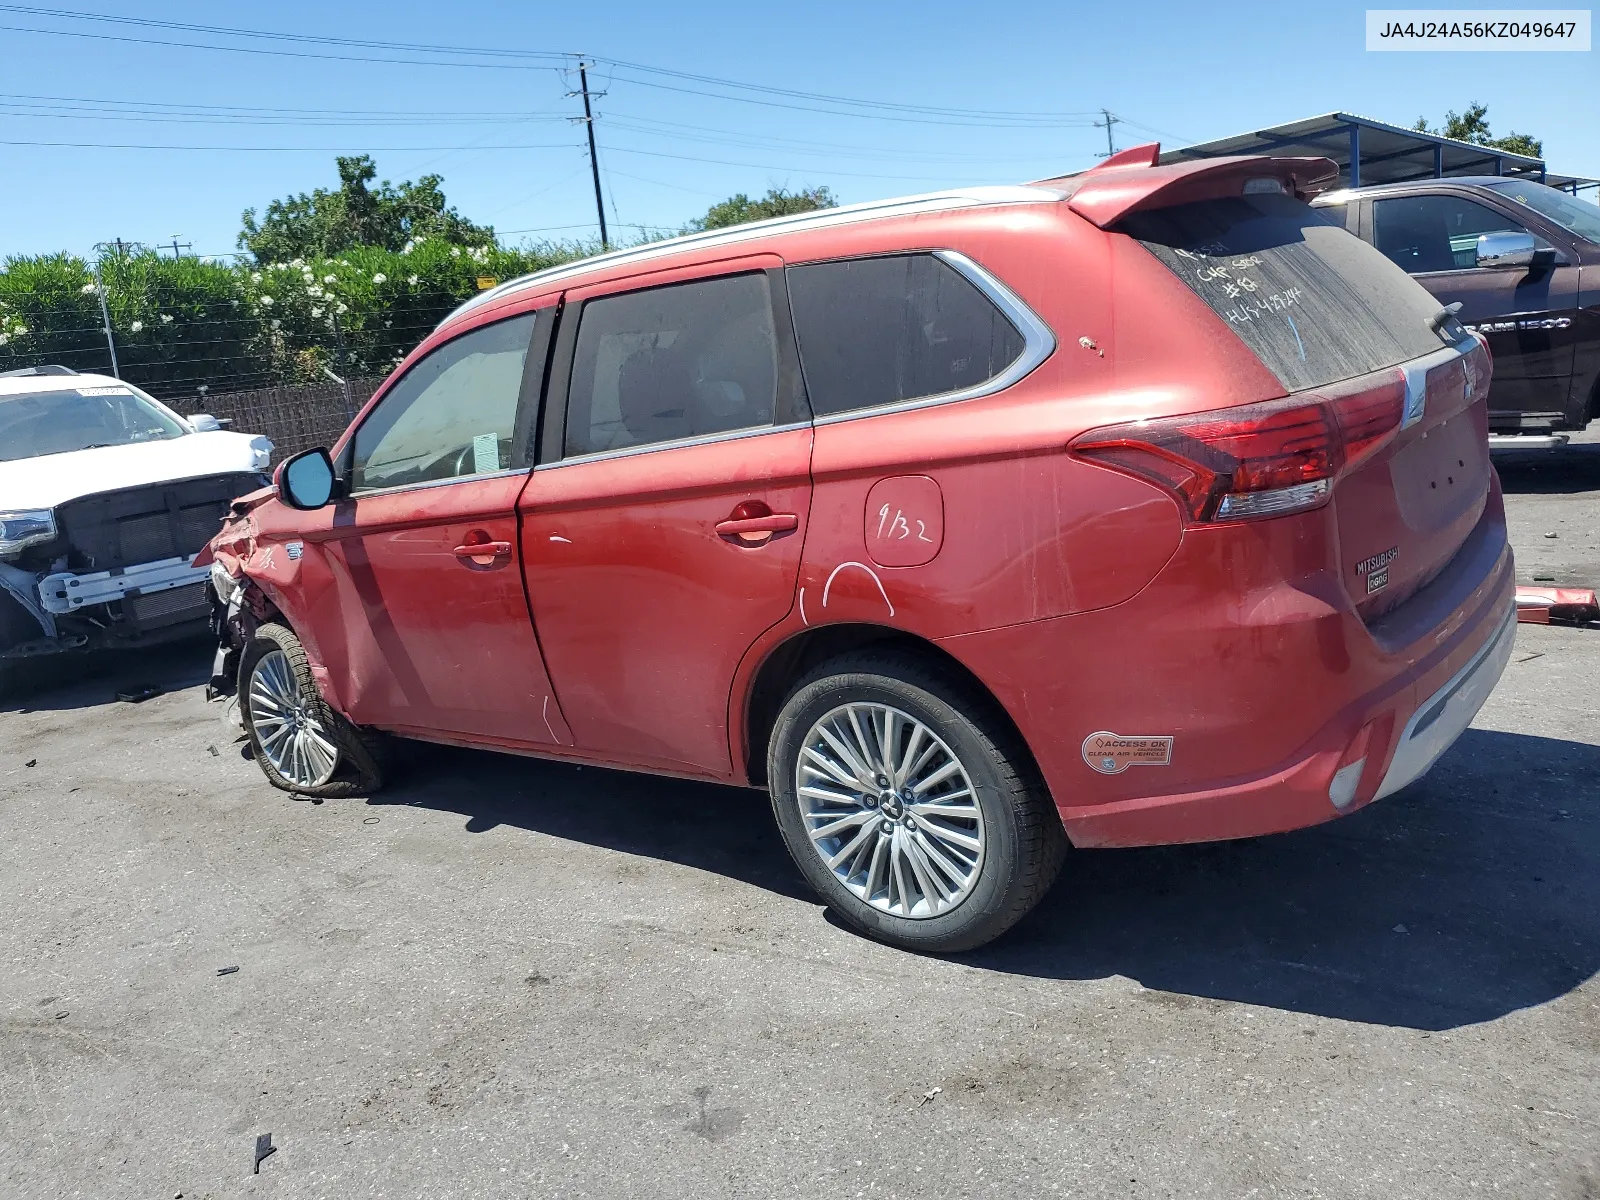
[0, 364, 79, 378]
[444, 184, 1065, 327]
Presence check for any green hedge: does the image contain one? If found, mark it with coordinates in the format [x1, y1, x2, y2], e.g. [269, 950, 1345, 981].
[0, 238, 591, 400]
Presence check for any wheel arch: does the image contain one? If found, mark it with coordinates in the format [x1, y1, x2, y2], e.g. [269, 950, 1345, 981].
[739, 622, 1039, 790]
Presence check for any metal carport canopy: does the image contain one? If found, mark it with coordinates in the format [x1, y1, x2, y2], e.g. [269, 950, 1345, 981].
[1160, 112, 1598, 197]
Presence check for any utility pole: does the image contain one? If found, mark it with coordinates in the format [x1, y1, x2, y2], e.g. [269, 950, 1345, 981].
[572, 58, 610, 250]
[1095, 108, 1120, 158]
[89, 239, 140, 379]
[168, 236, 192, 259]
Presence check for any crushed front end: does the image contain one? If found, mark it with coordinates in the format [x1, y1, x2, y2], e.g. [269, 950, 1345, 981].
[0, 472, 269, 673]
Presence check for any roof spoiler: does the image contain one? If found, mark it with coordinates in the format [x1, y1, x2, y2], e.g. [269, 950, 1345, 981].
[1038, 143, 1340, 228]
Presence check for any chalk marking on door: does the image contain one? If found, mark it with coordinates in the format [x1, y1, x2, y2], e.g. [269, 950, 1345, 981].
[821, 561, 894, 617]
[798, 587, 809, 627]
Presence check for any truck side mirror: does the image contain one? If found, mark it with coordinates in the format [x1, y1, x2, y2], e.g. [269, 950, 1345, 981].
[278, 447, 336, 511]
[188, 413, 231, 432]
[1475, 231, 1537, 270]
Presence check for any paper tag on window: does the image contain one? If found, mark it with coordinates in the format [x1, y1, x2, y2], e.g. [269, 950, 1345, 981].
[471, 433, 499, 474]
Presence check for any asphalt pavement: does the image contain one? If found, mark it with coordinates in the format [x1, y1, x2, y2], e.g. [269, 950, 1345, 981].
[2, 445, 1598, 1199]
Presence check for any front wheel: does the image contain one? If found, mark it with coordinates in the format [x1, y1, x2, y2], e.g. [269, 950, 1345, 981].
[239, 622, 386, 798]
[767, 652, 1066, 953]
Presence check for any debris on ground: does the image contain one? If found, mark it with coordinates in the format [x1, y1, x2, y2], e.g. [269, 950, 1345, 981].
[1515, 587, 1600, 626]
[253, 1133, 276, 1174]
[207, 745, 219, 757]
[24, 759, 36, 767]
[115, 686, 162, 704]
[217, 965, 240, 977]
[918, 1086, 943, 1106]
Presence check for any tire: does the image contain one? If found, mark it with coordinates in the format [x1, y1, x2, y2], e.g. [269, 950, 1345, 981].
[767, 651, 1066, 953]
[238, 622, 387, 798]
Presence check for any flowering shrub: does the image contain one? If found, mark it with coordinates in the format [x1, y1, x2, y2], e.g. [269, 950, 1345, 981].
[0, 236, 591, 398]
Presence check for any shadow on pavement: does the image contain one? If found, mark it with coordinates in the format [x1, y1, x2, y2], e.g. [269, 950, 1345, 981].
[370, 741, 816, 904]
[0, 637, 214, 714]
[1493, 440, 1600, 495]
[375, 724, 1598, 1031]
[974, 726, 1600, 1030]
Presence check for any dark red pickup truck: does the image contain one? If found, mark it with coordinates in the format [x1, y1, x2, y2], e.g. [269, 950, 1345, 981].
[1313, 178, 1600, 445]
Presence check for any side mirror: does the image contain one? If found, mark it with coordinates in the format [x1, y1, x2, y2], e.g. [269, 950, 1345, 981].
[188, 413, 229, 432]
[1475, 231, 1537, 270]
[278, 447, 336, 511]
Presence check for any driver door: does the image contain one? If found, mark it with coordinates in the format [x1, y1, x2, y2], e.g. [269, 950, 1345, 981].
[314, 306, 573, 745]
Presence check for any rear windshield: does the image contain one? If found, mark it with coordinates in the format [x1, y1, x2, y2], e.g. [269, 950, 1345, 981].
[1119, 193, 1451, 392]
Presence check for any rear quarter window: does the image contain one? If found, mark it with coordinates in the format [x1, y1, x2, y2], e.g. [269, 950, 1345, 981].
[1119, 193, 1449, 392]
[785, 253, 1026, 418]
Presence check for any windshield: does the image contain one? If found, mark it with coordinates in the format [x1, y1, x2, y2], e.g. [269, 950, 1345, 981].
[1484, 180, 1600, 243]
[0, 386, 188, 462]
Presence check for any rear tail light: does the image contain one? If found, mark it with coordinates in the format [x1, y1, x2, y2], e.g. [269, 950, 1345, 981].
[1071, 373, 1407, 523]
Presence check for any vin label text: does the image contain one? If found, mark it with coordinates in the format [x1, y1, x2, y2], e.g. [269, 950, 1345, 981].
[1366, 9, 1590, 49]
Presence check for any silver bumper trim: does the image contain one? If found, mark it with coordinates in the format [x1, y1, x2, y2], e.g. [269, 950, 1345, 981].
[39, 556, 211, 615]
[1374, 601, 1517, 801]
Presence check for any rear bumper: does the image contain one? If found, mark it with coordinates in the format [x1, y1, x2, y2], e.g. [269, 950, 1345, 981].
[941, 478, 1516, 849]
[1373, 602, 1514, 801]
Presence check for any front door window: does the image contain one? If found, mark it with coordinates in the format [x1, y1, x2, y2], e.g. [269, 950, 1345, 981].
[351, 313, 535, 492]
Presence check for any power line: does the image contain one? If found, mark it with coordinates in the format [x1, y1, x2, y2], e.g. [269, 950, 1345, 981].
[0, 90, 573, 118]
[0, 138, 583, 151]
[0, 6, 1115, 127]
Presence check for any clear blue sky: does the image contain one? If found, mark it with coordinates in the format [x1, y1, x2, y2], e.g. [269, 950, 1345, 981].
[0, 1, 1593, 260]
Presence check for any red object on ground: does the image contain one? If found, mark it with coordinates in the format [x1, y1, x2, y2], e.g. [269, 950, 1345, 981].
[1515, 586, 1600, 625]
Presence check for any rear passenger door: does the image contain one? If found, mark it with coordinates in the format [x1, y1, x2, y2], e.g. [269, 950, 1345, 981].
[1370, 192, 1578, 419]
[517, 257, 812, 777]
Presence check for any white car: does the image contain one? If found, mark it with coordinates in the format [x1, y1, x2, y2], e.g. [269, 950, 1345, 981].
[0, 366, 272, 682]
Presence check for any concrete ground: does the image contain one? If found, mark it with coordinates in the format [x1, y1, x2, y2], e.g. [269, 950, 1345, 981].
[2, 447, 1598, 1199]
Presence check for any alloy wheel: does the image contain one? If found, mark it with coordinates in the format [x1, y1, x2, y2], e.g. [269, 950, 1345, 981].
[795, 702, 985, 919]
[247, 648, 340, 788]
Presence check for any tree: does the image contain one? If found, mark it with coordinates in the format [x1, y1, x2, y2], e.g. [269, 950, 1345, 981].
[238, 155, 495, 261]
[1413, 103, 1543, 159]
[687, 186, 837, 232]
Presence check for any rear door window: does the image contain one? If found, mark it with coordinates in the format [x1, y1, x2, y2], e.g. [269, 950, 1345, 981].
[785, 253, 1025, 418]
[563, 272, 777, 457]
[1120, 192, 1449, 393]
[1372, 194, 1530, 272]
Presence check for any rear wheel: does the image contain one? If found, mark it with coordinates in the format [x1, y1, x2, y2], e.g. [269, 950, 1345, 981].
[767, 651, 1065, 953]
[239, 622, 386, 797]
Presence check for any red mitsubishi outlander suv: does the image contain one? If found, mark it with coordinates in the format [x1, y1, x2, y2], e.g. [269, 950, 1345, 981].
[204, 145, 1516, 953]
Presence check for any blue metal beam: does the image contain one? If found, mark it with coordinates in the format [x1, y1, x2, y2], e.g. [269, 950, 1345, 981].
[1349, 125, 1361, 187]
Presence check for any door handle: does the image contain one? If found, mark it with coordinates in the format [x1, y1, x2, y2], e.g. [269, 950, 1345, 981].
[452, 537, 512, 560]
[715, 513, 799, 537]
